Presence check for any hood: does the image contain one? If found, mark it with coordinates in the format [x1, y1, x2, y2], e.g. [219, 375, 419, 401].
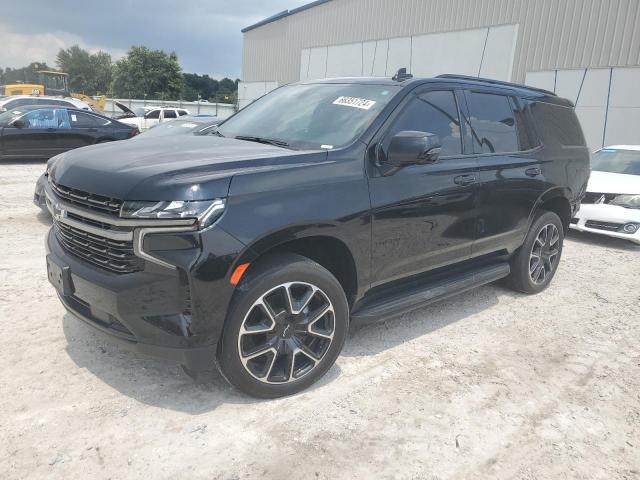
[114, 101, 137, 118]
[49, 135, 327, 201]
[587, 170, 640, 195]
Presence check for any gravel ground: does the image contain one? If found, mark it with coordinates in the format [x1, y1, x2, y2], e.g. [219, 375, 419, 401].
[1, 161, 639, 480]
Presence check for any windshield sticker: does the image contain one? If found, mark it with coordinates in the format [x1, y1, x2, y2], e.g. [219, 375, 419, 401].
[321, 144, 334, 149]
[333, 96, 376, 110]
[71, 114, 77, 122]
[180, 122, 198, 128]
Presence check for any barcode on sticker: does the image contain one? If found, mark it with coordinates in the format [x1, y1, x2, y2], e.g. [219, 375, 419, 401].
[333, 96, 376, 110]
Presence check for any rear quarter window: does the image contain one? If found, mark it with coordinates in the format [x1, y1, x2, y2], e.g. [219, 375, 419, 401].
[529, 101, 585, 148]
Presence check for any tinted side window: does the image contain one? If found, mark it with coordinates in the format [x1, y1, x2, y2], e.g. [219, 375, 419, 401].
[529, 101, 585, 147]
[177, 110, 188, 116]
[69, 111, 100, 127]
[163, 110, 177, 119]
[383, 90, 462, 158]
[146, 110, 160, 119]
[466, 92, 519, 154]
[5, 99, 37, 109]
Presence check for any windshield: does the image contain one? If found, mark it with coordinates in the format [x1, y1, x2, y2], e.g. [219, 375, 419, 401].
[592, 148, 640, 176]
[0, 109, 26, 124]
[218, 83, 400, 149]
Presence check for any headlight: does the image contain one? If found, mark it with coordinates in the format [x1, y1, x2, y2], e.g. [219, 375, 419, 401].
[610, 194, 640, 209]
[120, 198, 226, 228]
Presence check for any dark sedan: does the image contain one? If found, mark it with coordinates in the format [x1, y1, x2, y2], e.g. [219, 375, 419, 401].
[0, 105, 138, 160]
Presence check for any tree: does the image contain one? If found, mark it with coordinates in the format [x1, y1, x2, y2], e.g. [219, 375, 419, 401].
[182, 73, 240, 103]
[2, 62, 52, 85]
[89, 51, 113, 95]
[56, 45, 112, 95]
[111, 46, 183, 99]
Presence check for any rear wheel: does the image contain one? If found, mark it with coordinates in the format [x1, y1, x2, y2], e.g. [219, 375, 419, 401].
[504, 211, 564, 294]
[218, 254, 349, 398]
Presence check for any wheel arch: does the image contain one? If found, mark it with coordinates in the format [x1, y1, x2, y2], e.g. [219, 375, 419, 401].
[531, 187, 572, 233]
[233, 232, 359, 308]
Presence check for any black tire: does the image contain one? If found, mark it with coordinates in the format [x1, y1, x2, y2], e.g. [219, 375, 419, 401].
[504, 210, 564, 294]
[218, 253, 349, 398]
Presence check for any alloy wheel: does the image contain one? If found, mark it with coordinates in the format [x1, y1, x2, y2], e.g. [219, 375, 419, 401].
[237, 282, 335, 384]
[529, 223, 560, 285]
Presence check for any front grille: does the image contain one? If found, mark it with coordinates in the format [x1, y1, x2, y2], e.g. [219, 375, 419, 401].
[584, 220, 624, 232]
[54, 221, 143, 274]
[582, 192, 617, 205]
[50, 180, 123, 216]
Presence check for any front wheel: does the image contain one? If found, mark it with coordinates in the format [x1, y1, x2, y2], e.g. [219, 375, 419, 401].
[218, 254, 349, 398]
[504, 210, 564, 294]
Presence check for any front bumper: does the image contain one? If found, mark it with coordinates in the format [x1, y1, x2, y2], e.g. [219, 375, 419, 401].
[46, 219, 248, 370]
[570, 203, 640, 244]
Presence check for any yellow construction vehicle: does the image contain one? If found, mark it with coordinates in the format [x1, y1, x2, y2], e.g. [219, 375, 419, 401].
[1, 68, 106, 112]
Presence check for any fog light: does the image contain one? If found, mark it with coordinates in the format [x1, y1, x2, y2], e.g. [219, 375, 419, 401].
[622, 223, 640, 234]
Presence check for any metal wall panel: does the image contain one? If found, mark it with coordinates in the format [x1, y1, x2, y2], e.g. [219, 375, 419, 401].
[525, 66, 640, 149]
[242, 0, 640, 85]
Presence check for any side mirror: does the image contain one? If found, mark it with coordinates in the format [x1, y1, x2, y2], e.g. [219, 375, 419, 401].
[11, 119, 26, 128]
[386, 131, 441, 168]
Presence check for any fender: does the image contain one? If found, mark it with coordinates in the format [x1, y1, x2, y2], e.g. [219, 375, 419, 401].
[226, 221, 365, 297]
[526, 186, 573, 235]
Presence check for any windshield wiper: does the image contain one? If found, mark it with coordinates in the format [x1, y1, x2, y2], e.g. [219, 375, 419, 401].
[234, 135, 290, 148]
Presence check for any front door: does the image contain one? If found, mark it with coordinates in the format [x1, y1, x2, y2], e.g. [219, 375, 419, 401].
[368, 88, 479, 287]
[1, 108, 61, 158]
[142, 109, 161, 130]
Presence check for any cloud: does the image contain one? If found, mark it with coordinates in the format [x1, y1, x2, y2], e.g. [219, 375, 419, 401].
[0, 0, 310, 77]
[0, 22, 126, 70]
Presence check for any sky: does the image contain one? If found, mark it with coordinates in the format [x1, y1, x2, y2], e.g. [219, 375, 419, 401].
[0, 0, 311, 79]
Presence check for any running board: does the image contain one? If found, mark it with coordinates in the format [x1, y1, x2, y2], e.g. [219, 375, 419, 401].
[351, 261, 510, 322]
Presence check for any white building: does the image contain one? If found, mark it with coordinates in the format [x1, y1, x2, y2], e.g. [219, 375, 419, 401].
[240, 0, 640, 150]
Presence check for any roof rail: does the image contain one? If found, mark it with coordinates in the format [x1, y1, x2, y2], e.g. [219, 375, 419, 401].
[435, 74, 557, 96]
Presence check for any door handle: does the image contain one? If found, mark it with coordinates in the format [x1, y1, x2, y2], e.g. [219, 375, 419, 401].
[454, 174, 476, 186]
[525, 167, 541, 177]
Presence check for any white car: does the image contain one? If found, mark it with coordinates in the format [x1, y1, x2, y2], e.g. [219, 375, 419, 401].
[114, 102, 190, 131]
[571, 145, 640, 244]
[0, 95, 92, 113]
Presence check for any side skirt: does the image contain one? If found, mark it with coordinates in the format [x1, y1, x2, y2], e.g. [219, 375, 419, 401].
[351, 261, 510, 322]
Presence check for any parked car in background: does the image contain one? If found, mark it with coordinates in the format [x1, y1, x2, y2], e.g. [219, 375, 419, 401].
[44, 73, 589, 397]
[571, 145, 640, 244]
[0, 105, 138, 160]
[0, 95, 92, 113]
[133, 115, 219, 139]
[114, 102, 190, 131]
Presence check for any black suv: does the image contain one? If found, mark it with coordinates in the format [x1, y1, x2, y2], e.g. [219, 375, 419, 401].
[45, 73, 589, 397]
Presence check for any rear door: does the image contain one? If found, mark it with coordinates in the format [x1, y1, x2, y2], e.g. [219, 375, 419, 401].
[1, 108, 61, 158]
[463, 89, 545, 257]
[57, 110, 106, 151]
[368, 86, 479, 286]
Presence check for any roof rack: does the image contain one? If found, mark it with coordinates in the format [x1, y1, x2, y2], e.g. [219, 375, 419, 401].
[435, 74, 557, 96]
